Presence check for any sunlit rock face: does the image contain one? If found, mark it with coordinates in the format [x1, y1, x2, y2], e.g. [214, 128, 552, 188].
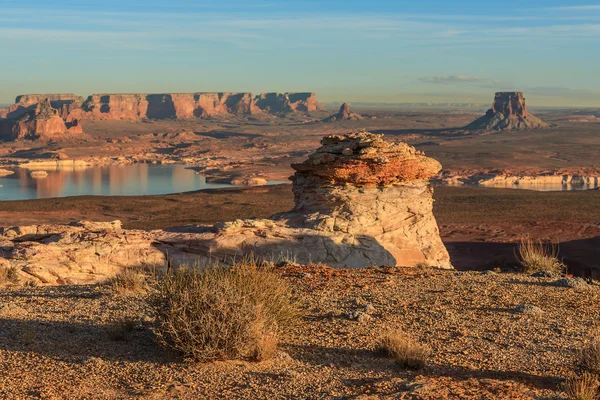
[323, 103, 363, 121]
[466, 92, 550, 131]
[7, 99, 83, 140]
[5, 92, 325, 122]
[159, 131, 452, 270]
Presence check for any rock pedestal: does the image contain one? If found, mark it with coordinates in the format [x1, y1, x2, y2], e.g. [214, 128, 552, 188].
[466, 92, 549, 131]
[159, 131, 452, 269]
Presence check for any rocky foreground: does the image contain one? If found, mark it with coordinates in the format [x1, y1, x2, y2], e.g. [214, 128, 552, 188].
[0, 266, 597, 399]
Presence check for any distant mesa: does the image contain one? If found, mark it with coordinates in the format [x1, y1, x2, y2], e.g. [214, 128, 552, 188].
[1, 98, 83, 141]
[323, 103, 364, 122]
[466, 92, 549, 131]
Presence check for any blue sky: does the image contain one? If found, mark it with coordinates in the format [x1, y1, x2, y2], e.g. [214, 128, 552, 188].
[1, 0, 599, 106]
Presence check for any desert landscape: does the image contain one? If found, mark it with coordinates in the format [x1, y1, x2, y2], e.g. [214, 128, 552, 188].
[2, 1, 600, 399]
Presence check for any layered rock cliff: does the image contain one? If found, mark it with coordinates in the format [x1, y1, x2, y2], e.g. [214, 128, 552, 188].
[4, 92, 325, 122]
[6, 99, 83, 140]
[466, 92, 549, 131]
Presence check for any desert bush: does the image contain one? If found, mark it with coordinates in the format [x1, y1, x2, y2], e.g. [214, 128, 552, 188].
[150, 262, 298, 362]
[107, 268, 148, 295]
[560, 372, 599, 400]
[515, 237, 565, 276]
[106, 317, 137, 341]
[581, 329, 600, 375]
[377, 329, 430, 370]
[0, 265, 20, 285]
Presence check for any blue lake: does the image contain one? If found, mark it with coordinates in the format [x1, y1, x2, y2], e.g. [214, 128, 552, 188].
[0, 164, 236, 201]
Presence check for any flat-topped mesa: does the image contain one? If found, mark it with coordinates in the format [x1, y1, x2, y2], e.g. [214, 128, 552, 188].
[60, 92, 323, 120]
[323, 103, 363, 122]
[466, 92, 549, 131]
[254, 92, 324, 114]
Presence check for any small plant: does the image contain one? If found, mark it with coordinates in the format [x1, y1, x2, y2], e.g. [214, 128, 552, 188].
[150, 262, 298, 362]
[581, 329, 600, 375]
[0, 265, 20, 285]
[107, 268, 148, 295]
[106, 317, 138, 341]
[377, 329, 430, 370]
[560, 372, 599, 400]
[515, 237, 565, 276]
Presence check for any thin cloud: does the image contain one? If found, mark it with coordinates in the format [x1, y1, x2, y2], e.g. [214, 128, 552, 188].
[419, 76, 514, 89]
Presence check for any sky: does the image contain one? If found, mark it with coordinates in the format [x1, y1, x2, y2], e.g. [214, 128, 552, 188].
[0, 0, 599, 107]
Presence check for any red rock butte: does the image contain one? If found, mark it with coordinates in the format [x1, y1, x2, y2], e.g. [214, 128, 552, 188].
[466, 92, 549, 131]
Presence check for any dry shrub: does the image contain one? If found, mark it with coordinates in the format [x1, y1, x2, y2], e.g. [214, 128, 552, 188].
[561, 373, 599, 400]
[378, 329, 430, 370]
[106, 317, 137, 341]
[581, 329, 600, 375]
[107, 268, 147, 295]
[150, 263, 298, 362]
[0, 265, 20, 285]
[515, 237, 565, 276]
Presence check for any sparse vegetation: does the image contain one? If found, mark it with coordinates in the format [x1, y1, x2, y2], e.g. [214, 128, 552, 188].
[107, 268, 148, 295]
[0, 265, 20, 285]
[515, 237, 566, 276]
[150, 262, 298, 362]
[581, 329, 600, 375]
[106, 317, 138, 341]
[560, 373, 599, 400]
[377, 329, 430, 370]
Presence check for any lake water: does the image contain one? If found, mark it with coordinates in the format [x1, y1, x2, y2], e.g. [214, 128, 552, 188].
[0, 164, 237, 201]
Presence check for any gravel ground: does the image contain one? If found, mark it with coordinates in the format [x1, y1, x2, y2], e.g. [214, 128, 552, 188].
[0, 266, 598, 399]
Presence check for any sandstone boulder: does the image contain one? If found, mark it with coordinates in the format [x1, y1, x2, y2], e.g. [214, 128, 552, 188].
[466, 92, 549, 131]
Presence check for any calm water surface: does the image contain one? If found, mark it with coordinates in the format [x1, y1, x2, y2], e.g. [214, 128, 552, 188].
[0, 164, 235, 201]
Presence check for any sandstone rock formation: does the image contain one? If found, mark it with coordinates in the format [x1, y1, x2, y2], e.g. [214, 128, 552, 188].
[2, 98, 83, 140]
[7, 94, 84, 119]
[466, 92, 549, 131]
[157, 131, 451, 269]
[0, 221, 165, 285]
[0, 131, 451, 285]
[4, 92, 325, 123]
[323, 103, 363, 122]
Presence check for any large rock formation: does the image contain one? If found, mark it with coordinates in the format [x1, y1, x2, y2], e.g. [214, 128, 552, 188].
[323, 103, 363, 122]
[7, 94, 84, 119]
[466, 92, 549, 131]
[0, 131, 451, 284]
[3, 98, 83, 140]
[5, 92, 325, 123]
[158, 131, 451, 269]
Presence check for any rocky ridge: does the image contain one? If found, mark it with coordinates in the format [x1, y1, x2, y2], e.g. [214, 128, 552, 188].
[466, 92, 549, 131]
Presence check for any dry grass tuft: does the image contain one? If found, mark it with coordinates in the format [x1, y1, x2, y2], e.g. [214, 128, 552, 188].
[581, 329, 600, 375]
[150, 262, 298, 362]
[515, 237, 565, 276]
[106, 317, 138, 341]
[378, 329, 430, 370]
[561, 372, 599, 400]
[107, 269, 148, 295]
[0, 265, 20, 285]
